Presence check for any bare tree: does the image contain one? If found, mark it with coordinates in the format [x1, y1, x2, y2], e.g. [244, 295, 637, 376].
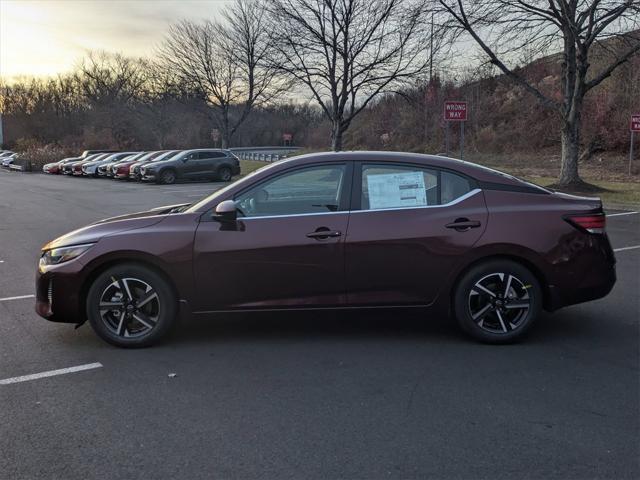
[78, 51, 148, 146]
[158, 0, 282, 148]
[438, 0, 640, 186]
[267, 0, 436, 150]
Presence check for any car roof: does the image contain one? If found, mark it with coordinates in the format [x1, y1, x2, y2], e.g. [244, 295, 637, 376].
[181, 148, 227, 154]
[275, 151, 530, 187]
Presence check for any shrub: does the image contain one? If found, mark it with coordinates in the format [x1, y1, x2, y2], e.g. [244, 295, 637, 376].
[12, 140, 73, 171]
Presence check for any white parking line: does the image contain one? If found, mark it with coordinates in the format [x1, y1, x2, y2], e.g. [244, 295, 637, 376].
[0, 362, 103, 385]
[614, 245, 640, 253]
[0, 294, 35, 302]
[607, 211, 638, 217]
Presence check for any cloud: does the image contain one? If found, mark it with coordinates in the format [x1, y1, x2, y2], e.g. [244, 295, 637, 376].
[0, 0, 232, 78]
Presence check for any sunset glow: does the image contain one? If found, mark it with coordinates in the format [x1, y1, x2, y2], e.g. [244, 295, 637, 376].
[0, 0, 230, 79]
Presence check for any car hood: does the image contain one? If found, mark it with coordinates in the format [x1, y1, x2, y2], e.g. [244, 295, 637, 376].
[143, 160, 170, 168]
[42, 213, 168, 251]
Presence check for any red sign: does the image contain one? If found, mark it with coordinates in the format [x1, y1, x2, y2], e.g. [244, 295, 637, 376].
[631, 114, 640, 132]
[444, 101, 467, 121]
[282, 133, 293, 141]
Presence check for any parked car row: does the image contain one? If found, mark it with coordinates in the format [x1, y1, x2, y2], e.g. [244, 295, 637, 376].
[43, 149, 241, 184]
[0, 150, 18, 168]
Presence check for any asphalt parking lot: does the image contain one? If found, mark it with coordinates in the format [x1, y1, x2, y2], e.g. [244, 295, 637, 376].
[0, 170, 638, 480]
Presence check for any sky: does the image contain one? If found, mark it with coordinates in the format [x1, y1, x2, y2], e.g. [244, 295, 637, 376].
[0, 0, 232, 79]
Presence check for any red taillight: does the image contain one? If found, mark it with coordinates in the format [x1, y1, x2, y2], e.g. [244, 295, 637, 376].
[565, 214, 606, 234]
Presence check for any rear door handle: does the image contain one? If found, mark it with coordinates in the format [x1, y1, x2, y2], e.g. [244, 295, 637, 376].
[306, 228, 342, 240]
[445, 218, 481, 231]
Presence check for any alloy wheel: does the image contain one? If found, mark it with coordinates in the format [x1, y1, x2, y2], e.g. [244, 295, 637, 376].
[161, 171, 176, 184]
[219, 167, 232, 182]
[99, 276, 160, 338]
[467, 272, 532, 334]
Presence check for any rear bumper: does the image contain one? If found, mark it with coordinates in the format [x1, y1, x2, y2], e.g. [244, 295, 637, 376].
[547, 264, 616, 311]
[545, 234, 617, 311]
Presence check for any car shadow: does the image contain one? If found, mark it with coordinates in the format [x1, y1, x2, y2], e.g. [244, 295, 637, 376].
[165, 307, 592, 347]
[171, 308, 457, 345]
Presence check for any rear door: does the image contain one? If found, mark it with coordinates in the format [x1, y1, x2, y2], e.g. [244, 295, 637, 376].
[345, 162, 488, 306]
[183, 151, 220, 179]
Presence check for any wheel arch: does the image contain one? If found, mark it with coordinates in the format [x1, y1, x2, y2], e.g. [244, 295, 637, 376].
[158, 166, 178, 180]
[80, 252, 182, 317]
[448, 252, 552, 312]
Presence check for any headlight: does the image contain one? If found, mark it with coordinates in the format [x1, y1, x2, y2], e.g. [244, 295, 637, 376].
[39, 243, 94, 267]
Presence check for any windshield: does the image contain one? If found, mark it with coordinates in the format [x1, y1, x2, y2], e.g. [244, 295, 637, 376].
[465, 162, 551, 193]
[152, 150, 178, 162]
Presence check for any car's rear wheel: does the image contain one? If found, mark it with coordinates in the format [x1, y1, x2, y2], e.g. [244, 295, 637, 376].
[453, 259, 541, 343]
[159, 169, 176, 185]
[217, 166, 232, 182]
[86, 264, 177, 348]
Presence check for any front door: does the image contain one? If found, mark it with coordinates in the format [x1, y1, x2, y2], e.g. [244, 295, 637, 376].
[192, 163, 352, 311]
[345, 162, 488, 306]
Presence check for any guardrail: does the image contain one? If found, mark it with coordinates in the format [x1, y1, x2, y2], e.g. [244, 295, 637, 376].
[229, 146, 301, 162]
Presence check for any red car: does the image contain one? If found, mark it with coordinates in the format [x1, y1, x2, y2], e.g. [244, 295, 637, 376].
[36, 152, 615, 348]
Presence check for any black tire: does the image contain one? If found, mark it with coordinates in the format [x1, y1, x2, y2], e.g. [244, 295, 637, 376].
[86, 264, 178, 348]
[217, 166, 232, 182]
[453, 259, 542, 344]
[159, 169, 176, 185]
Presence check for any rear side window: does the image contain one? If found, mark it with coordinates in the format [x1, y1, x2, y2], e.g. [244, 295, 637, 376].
[199, 151, 226, 159]
[361, 164, 472, 210]
[441, 171, 472, 204]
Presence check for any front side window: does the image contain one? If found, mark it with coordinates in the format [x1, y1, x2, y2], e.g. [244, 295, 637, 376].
[234, 164, 346, 217]
[361, 164, 472, 210]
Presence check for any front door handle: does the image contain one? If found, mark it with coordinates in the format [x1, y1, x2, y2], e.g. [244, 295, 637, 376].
[445, 218, 481, 231]
[306, 227, 342, 240]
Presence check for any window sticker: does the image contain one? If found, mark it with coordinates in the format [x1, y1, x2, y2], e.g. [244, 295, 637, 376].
[366, 171, 427, 210]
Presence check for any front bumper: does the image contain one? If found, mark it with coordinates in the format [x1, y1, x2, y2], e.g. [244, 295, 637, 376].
[36, 259, 89, 324]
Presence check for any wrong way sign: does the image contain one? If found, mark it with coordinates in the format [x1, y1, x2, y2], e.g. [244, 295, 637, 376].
[444, 101, 467, 121]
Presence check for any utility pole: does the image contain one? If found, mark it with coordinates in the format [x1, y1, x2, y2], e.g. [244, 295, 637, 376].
[0, 113, 4, 148]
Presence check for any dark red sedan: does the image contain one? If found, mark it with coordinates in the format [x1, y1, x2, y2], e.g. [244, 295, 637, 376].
[36, 152, 616, 347]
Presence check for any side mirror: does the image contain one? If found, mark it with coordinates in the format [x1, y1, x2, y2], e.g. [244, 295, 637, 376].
[213, 200, 237, 223]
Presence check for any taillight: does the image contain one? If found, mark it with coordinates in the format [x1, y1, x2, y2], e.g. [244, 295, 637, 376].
[565, 214, 606, 234]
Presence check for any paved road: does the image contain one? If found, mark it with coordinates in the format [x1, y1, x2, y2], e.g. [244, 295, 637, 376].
[0, 170, 638, 480]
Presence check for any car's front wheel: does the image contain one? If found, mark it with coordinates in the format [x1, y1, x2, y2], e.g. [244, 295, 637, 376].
[453, 259, 542, 344]
[158, 169, 176, 185]
[86, 264, 178, 348]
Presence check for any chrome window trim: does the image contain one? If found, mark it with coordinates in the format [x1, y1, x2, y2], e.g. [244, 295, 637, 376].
[352, 188, 481, 214]
[242, 210, 348, 221]
[239, 189, 481, 220]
